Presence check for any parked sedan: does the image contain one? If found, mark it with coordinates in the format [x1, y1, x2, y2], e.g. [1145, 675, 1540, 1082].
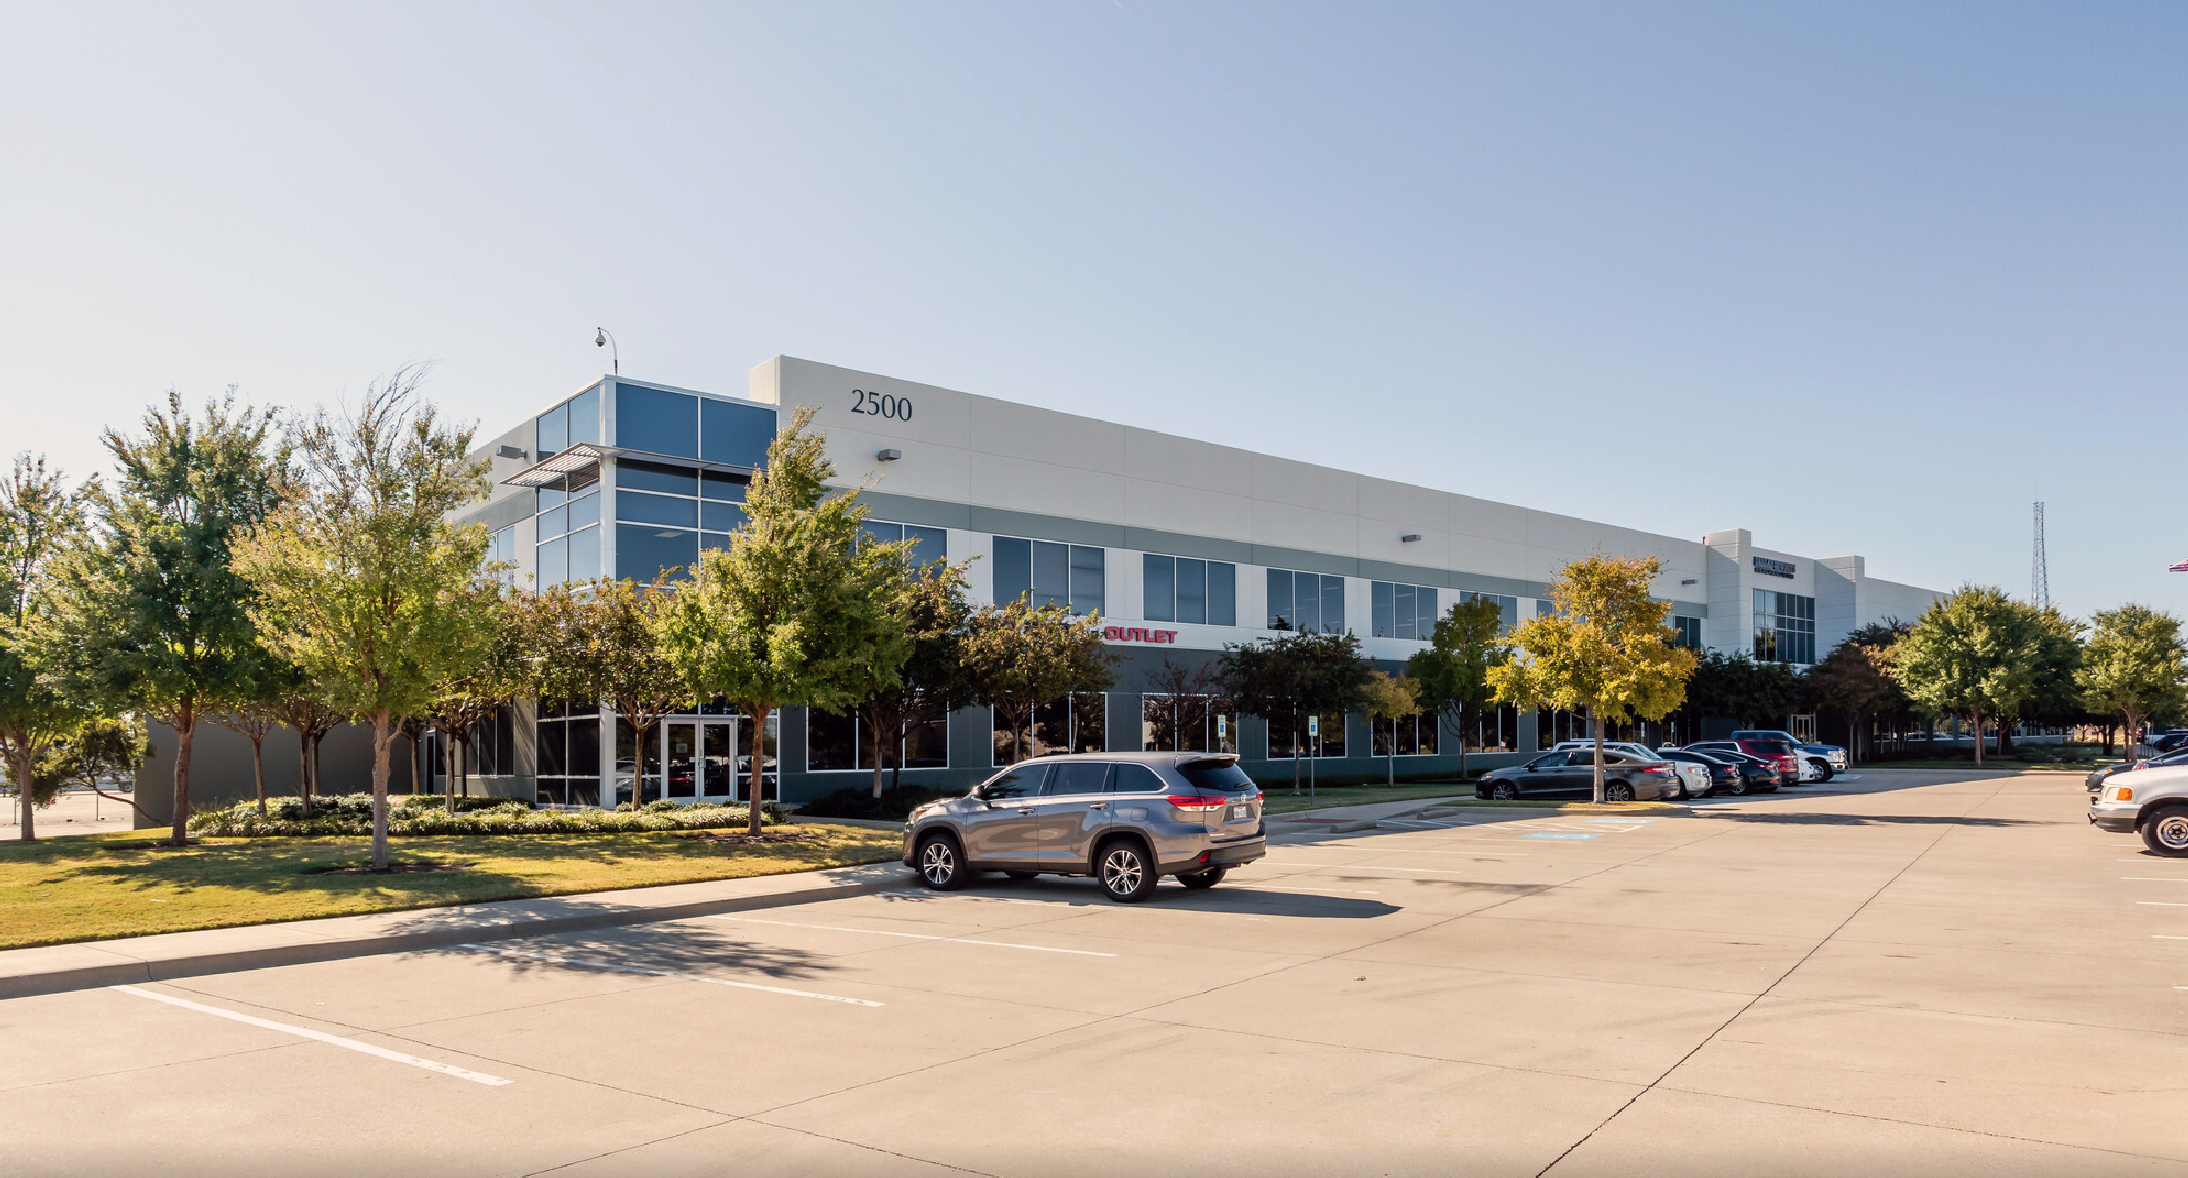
[1687, 739, 1801, 786]
[1476, 749, 1681, 801]
[1731, 729, 1847, 781]
[2086, 746, 2188, 793]
[1546, 740, 1708, 798]
[1655, 748, 1746, 797]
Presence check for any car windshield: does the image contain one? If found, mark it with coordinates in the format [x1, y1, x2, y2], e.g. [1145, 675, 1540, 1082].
[1178, 761, 1257, 794]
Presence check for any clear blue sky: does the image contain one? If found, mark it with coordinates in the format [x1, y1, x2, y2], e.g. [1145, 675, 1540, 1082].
[4, 2, 2182, 620]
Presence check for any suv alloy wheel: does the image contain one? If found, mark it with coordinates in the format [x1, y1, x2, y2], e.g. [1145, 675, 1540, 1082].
[1098, 839, 1158, 903]
[916, 833, 968, 889]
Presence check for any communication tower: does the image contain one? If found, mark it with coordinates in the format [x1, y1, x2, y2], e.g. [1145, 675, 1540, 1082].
[2031, 501, 2050, 611]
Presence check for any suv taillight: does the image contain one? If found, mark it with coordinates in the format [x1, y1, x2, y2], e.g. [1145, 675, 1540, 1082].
[1169, 794, 1227, 812]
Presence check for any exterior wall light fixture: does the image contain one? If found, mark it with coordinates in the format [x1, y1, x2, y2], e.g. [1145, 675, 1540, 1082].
[497, 445, 528, 460]
[1399, 533, 1422, 543]
[876, 448, 903, 462]
[1680, 578, 1698, 585]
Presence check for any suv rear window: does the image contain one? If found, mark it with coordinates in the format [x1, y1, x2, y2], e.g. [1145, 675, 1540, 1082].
[1745, 741, 1792, 756]
[1178, 762, 1257, 794]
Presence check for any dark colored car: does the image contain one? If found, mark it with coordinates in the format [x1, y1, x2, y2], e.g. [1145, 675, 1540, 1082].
[2086, 746, 2188, 792]
[1688, 739, 1800, 786]
[2148, 731, 2188, 756]
[1656, 748, 1745, 797]
[1476, 749, 1680, 801]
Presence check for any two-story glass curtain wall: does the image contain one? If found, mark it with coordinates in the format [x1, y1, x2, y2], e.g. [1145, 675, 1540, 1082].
[616, 459, 747, 582]
[616, 703, 779, 807]
[535, 464, 602, 588]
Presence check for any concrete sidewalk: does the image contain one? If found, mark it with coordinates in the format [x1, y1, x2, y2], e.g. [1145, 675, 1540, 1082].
[0, 859, 912, 1001]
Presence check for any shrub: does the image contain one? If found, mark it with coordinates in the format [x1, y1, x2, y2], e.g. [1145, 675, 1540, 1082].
[797, 785, 954, 821]
[188, 793, 783, 837]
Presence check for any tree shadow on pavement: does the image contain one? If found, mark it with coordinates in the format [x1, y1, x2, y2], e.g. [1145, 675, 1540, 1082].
[434, 926, 848, 985]
[870, 876, 1402, 919]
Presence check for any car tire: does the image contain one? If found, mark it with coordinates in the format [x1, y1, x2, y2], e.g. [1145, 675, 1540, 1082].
[2142, 804, 2188, 857]
[1178, 867, 1227, 889]
[914, 833, 968, 890]
[1004, 871, 1040, 880]
[1096, 839, 1159, 903]
[1809, 759, 1835, 783]
[1490, 781, 1519, 800]
[1603, 782, 1634, 802]
[1728, 777, 1749, 796]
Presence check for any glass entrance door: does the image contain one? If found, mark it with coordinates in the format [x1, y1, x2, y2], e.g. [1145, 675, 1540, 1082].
[665, 721, 699, 799]
[701, 721, 735, 799]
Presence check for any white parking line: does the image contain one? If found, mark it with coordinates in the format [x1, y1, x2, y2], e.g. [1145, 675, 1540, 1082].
[1272, 862, 1493, 877]
[1311, 846, 1527, 857]
[459, 943, 883, 1006]
[1240, 883, 1384, 895]
[2122, 877, 2188, 883]
[2136, 901, 2188, 907]
[2155, 935, 2188, 941]
[112, 985, 513, 1086]
[711, 915, 1115, 957]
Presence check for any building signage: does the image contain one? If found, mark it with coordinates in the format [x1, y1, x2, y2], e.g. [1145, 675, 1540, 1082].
[1753, 557, 1796, 580]
[1102, 625, 1180, 644]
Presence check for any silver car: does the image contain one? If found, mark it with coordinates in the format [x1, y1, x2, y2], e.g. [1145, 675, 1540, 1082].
[902, 752, 1268, 902]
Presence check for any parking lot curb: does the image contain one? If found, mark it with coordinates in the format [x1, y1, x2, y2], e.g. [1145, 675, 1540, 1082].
[0, 863, 911, 1001]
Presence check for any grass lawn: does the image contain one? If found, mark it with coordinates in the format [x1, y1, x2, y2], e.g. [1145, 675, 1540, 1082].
[0, 824, 904, 952]
[1258, 783, 1472, 815]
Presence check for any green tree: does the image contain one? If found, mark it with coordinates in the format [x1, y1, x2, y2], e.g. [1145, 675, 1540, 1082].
[1490, 554, 1698, 802]
[424, 580, 524, 811]
[0, 454, 94, 841]
[1889, 585, 2044, 767]
[268, 681, 338, 817]
[57, 715, 155, 823]
[1407, 595, 1508, 781]
[1806, 641, 1903, 763]
[961, 598, 1114, 766]
[50, 390, 290, 844]
[650, 407, 912, 835]
[1361, 670, 1420, 786]
[2003, 606, 2085, 755]
[2079, 604, 2188, 761]
[854, 563, 976, 798]
[530, 577, 690, 805]
[215, 699, 282, 817]
[1682, 650, 1804, 730]
[1219, 630, 1373, 795]
[233, 371, 491, 871]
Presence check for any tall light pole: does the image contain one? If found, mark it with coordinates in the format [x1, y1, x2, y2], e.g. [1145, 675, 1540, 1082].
[594, 328, 619, 375]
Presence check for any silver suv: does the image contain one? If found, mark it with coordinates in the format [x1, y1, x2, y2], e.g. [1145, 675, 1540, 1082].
[902, 752, 1267, 902]
[2089, 763, 2188, 856]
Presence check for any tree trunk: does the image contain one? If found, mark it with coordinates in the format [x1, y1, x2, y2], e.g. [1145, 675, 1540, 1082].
[870, 710, 887, 800]
[890, 717, 907, 792]
[1997, 720, 2015, 757]
[169, 701, 195, 846]
[1971, 714, 1984, 767]
[250, 735, 267, 816]
[2123, 713, 2142, 763]
[1457, 707, 1469, 783]
[1591, 708, 1606, 804]
[1386, 721, 1395, 786]
[15, 751, 34, 842]
[444, 733, 457, 815]
[297, 732, 313, 817]
[369, 709, 392, 872]
[746, 704, 769, 836]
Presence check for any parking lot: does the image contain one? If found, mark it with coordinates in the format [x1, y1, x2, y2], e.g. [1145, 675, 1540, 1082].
[4, 767, 2183, 1176]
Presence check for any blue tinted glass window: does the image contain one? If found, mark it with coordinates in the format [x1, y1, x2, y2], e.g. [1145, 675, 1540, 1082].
[615, 384, 698, 458]
[568, 387, 600, 447]
[905, 525, 946, 565]
[568, 526, 601, 582]
[617, 524, 698, 581]
[700, 532, 730, 554]
[700, 500, 744, 532]
[1209, 562, 1235, 626]
[537, 535, 567, 587]
[538, 503, 568, 540]
[700, 472, 746, 501]
[1320, 574, 1344, 634]
[1266, 569, 1293, 630]
[1069, 546, 1104, 615]
[616, 459, 698, 496]
[860, 521, 904, 548]
[1416, 587, 1437, 636]
[1176, 558, 1205, 625]
[1372, 581, 1395, 637]
[567, 491, 599, 533]
[537, 403, 567, 459]
[1144, 555, 1175, 622]
[1032, 541, 1069, 609]
[700, 398, 777, 469]
[1394, 583, 1415, 639]
[1294, 573, 1320, 633]
[618, 490, 698, 528]
[536, 484, 566, 512]
[993, 537, 1031, 604]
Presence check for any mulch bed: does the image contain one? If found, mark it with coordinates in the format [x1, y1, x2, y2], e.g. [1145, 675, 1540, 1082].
[675, 829, 825, 846]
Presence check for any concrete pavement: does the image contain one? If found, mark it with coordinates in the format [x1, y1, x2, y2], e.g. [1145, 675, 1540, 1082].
[3, 767, 2183, 1175]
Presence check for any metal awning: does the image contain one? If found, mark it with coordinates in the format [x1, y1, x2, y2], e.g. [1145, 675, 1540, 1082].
[500, 443, 759, 488]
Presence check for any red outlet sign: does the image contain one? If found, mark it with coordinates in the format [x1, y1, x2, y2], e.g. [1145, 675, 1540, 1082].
[1102, 626, 1179, 644]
